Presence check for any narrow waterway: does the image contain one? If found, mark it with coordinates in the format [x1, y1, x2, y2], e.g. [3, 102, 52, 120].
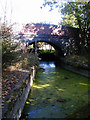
[21, 61, 89, 119]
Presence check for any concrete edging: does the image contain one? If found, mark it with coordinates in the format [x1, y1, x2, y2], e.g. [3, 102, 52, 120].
[3, 66, 35, 119]
[60, 61, 90, 78]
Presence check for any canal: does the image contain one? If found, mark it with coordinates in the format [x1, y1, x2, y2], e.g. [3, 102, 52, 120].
[21, 60, 89, 119]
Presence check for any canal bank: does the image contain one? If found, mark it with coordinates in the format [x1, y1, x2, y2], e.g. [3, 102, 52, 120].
[59, 57, 90, 78]
[20, 60, 89, 119]
[2, 66, 35, 119]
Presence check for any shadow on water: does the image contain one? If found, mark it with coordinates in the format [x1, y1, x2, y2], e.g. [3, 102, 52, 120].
[20, 54, 89, 119]
[65, 103, 90, 119]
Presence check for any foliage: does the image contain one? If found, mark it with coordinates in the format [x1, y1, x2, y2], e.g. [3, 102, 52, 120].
[42, 0, 90, 55]
[0, 23, 17, 67]
[60, 1, 89, 29]
[0, 23, 12, 39]
[61, 1, 90, 55]
[15, 53, 39, 70]
[43, 0, 89, 28]
[2, 40, 17, 67]
[60, 14, 74, 27]
[37, 42, 44, 48]
[22, 53, 39, 69]
[39, 49, 55, 54]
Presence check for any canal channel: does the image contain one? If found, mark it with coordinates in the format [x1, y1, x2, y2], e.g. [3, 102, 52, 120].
[21, 60, 89, 119]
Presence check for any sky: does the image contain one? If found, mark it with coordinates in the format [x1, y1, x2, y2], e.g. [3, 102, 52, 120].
[0, 0, 62, 26]
[0, 0, 88, 31]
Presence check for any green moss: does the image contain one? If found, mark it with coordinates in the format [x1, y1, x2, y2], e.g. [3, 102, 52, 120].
[7, 78, 29, 111]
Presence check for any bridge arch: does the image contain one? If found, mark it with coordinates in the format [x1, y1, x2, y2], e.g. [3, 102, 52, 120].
[19, 23, 79, 56]
[28, 37, 64, 56]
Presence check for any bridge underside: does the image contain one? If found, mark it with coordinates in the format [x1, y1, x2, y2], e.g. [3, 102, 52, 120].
[29, 40, 64, 57]
[28, 34, 72, 57]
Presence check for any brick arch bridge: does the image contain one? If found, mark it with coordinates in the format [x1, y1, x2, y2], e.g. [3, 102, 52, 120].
[19, 23, 79, 56]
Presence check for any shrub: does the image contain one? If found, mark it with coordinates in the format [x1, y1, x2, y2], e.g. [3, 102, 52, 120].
[0, 23, 17, 67]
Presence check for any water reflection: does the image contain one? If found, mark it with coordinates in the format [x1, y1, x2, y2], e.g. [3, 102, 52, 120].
[40, 61, 56, 69]
[28, 105, 61, 118]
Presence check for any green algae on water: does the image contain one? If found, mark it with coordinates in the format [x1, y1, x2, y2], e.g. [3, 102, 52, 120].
[21, 61, 89, 119]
